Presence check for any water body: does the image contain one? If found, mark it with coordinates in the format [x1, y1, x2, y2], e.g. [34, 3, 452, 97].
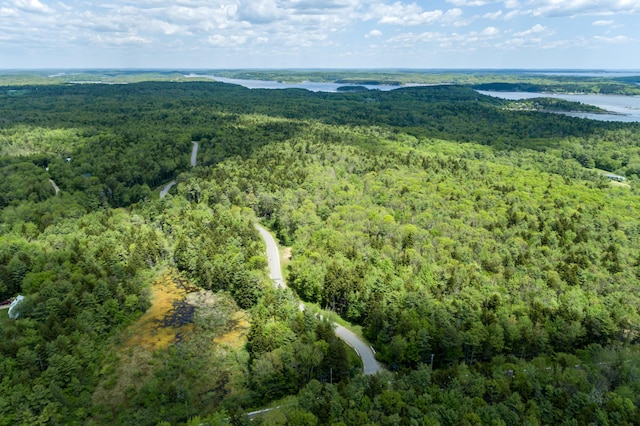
[477, 90, 640, 122]
[183, 73, 640, 122]
[184, 74, 410, 92]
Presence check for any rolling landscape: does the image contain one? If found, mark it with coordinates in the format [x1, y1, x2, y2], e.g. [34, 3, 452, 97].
[3, 0, 640, 425]
[1, 69, 640, 425]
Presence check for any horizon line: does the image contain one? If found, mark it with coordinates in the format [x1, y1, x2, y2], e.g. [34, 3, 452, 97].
[1, 67, 640, 72]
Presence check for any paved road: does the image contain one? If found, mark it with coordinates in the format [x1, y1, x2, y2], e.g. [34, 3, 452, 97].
[159, 180, 177, 199]
[247, 406, 279, 420]
[255, 224, 382, 375]
[255, 225, 285, 289]
[334, 324, 382, 375]
[190, 141, 199, 167]
[48, 179, 60, 195]
[159, 141, 197, 198]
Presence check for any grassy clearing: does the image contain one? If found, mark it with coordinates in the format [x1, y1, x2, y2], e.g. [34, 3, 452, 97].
[610, 180, 631, 188]
[121, 269, 194, 351]
[92, 268, 253, 416]
[213, 310, 250, 348]
[92, 269, 195, 408]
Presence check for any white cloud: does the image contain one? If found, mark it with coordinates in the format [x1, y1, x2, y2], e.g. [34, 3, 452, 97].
[147, 19, 189, 36]
[12, 0, 53, 14]
[493, 33, 590, 50]
[90, 33, 152, 46]
[514, 23, 546, 36]
[0, 7, 19, 17]
[524, 0, 640, 18]
[279, 0, 361, 12]
[446, 8, 468, 25]
[370, 2, 465, 26]
[236, 0, 282, 24]
[594, 34, 632, 43]
[387, 31, 443, 45]
[386, 24, 503, 50]
[498, 36, 547, 48]
[207, 34, 250, 46]
[495, 23, 556, 49]
[483, 10, 503, 19]
[207, 34, 249, 47]
[481, 26, 500, 36]
[503, 10, 519, 19]
[0, 0, 368, 53]
[447, 0, 493, 5]
[160, 5, 230, 23]
[374, 4, 443, 25]
[1, 0, 639, 68]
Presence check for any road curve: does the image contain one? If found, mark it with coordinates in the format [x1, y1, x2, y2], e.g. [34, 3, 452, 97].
[159, 180, 177, 199]
[49, 179, 60, 195]
[255, 224, 382, 375]
[334, 324, 382, 375]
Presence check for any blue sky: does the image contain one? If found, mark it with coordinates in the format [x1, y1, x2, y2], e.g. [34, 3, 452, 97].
[1, 0, 639, 69]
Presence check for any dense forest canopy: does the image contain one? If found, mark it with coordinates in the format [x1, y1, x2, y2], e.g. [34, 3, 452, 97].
[1, 77, 639, 425]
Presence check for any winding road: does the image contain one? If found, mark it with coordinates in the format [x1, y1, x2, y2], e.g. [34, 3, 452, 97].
[159, 180, 177, 199]
[255, 224, 382, 375]
[159, 141, 198, 199]
[334, 325, 381, 375]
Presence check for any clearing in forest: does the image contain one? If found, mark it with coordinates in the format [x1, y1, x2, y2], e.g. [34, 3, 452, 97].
[122, 269, 198, 350]
[92, 269, 198, 409]
[92, 269, 251, 414]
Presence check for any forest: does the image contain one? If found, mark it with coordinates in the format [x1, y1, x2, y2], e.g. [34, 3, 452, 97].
[1, 76, 639, 425]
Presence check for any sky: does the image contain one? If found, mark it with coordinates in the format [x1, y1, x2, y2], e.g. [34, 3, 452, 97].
[1, 0, 639, 69]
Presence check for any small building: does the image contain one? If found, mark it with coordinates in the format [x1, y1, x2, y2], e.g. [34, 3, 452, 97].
[8, 295, 25, 319]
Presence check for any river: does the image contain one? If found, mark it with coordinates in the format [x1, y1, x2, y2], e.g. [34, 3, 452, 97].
[477, 90, 640, 122]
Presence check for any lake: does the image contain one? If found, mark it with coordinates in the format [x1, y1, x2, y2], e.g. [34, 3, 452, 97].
[184, 73, 414, 92]
[183, 74, 640, 123]
[477, 90, 640, 122]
